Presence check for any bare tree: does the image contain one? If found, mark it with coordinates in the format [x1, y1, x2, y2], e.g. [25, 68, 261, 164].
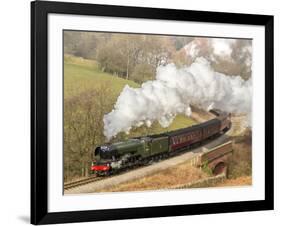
[64, 83, 113, 180]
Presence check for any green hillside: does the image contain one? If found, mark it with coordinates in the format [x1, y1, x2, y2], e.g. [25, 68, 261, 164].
[64, 55, 139, 98]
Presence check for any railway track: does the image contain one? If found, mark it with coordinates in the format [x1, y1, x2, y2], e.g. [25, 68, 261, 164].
[64, 134, 229, 191]
[64, 165, 149, 191]
[64, 176, 103, 190]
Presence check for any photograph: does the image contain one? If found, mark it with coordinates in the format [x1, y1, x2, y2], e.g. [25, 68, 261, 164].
[63, 31, 253, 194]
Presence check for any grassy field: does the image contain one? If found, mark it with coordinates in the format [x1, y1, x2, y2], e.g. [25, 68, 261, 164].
[215, 176, 252, 187]
[64, 55, 139, 98]
[96, 164, 208, 192]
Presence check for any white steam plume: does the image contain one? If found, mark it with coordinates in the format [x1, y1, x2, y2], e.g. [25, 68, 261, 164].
[103, 57, 252, 140]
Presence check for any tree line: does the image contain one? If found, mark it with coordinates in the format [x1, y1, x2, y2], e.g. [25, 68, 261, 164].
[64, 32, 193, 83]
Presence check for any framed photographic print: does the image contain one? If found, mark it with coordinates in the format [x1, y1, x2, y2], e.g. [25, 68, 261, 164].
[31, 0, 274, 224]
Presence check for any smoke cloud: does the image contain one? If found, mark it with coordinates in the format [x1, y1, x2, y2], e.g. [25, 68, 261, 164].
[103, 57, 252, 140]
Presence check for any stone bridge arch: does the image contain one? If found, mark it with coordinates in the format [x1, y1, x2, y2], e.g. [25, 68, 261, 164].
[199, 141, 233, 176]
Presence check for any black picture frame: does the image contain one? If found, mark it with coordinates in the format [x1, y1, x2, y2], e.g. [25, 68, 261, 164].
[31, 0, 274, 224]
